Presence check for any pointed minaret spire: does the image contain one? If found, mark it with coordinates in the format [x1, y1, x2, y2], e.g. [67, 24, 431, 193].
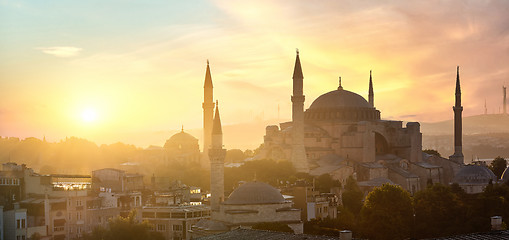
[212, 100, 222, 135]
[203, 60, 215, 166]
[291, 49, 309, 173]
[204, 59, 213, 88]
[369, 70, 374, 107]
[293, 49, 304, 90]
[455, 66, 461, 107]
[450, 66, 464, 164]
[338, 76, 343, 90]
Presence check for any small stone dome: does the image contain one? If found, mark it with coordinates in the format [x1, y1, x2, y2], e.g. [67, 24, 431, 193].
[309, 89, 372, 110]
[224, 182, 285, 205]
[453, 165, 497, 184]
[164, 130, 199, 151]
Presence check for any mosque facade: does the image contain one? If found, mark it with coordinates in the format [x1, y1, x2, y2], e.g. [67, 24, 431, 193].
[260, 52, 467, 193]
[191, 85, 303, 237]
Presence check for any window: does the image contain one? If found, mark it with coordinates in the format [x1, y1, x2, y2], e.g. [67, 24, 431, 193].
[157, 224, 166, 231]
[76, 200, 82, 206]
[77, 212, 82, 220]
[54, 226, 65, 232]
[69, 213, 72, 220]
[21, 219, 25, 228]
[173, 225, 182, 231]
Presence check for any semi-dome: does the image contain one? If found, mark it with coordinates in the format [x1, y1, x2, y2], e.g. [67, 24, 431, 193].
[223, 182, 286, 205]
[309, 89, 372, 110]
[453, 165, 497, 184]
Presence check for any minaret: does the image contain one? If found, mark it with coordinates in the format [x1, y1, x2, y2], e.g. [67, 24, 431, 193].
[203, 60, 215, 166]
[502, 86, 507, 114]
[291, 50, 309, 173]
[368, 70, 374, 107]
[209, 101, 226, 212]
[450, 66, 464, 164]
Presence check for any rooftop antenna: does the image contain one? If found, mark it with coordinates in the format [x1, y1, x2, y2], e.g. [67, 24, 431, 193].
[277, 104, 280, 122]
[484, 98, 487, 115]
[338, 76, 343, 90]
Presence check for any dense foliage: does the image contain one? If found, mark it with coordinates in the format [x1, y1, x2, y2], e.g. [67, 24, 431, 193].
[360, 184, 413, 240]
[306, 181, 509, 239]
[489, 156, 507, 179]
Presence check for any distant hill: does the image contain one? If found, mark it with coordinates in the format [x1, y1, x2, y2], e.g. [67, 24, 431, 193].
[421, 114, 509, 135]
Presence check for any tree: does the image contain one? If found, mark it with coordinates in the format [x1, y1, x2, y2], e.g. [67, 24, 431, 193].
[341, 176, 363, 216]
[252, 222, 293, 232]
[423, 149, 441, 157]
[489, 156, 507, 179]
[360, 184, 413, 240]
[413, 184, 466, 238]
[84, 211, 164, 240]
[315, 174, 341, 193]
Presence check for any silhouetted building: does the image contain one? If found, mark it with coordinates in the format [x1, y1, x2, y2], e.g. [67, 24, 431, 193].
[92, 168, 144, 193]
[260, 55, 464, 193]
[142, 204, 210, 240]
[163, 128, 201, 165]
[191, 100, 302, 238]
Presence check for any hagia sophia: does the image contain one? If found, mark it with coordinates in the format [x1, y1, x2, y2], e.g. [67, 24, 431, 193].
[161, 50, 500, 236]
[259, 52, 466, 194]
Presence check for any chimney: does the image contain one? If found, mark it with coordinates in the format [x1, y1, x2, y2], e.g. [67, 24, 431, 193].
[340, 230, 352, 240]
[491, 216, 503, 230]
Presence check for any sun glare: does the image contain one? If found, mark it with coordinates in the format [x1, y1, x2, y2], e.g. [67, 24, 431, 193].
[81, 108, 98, 123]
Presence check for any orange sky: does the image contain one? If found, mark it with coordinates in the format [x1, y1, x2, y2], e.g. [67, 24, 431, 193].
[1, 0, 508, 149]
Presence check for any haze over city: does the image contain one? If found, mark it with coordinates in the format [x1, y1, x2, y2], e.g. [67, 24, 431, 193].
[3, 1, 509, 240]
[1, 0, 508, 148]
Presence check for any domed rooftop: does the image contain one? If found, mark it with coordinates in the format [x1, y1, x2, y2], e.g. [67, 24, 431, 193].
[453, 165, 497, 184]
[309, 88, 372, 110]
[163, 129, 199, 151]
[223, 182, 286, 205]
[305, 87, 380, 122]
[167, 131, 197, 143]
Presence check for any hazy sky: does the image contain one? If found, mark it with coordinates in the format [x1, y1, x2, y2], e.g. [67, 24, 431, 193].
[1, 0, 508, 148]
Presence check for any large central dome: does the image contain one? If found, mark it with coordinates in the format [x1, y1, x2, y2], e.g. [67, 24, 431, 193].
[305, 88, 380, 122]
[309, 89, 372, 110]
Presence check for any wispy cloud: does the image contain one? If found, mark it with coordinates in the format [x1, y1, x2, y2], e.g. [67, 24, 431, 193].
[36, 46, 83, 58]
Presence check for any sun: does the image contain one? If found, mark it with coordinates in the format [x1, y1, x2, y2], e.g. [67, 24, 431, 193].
[81, 108, 98, 123]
